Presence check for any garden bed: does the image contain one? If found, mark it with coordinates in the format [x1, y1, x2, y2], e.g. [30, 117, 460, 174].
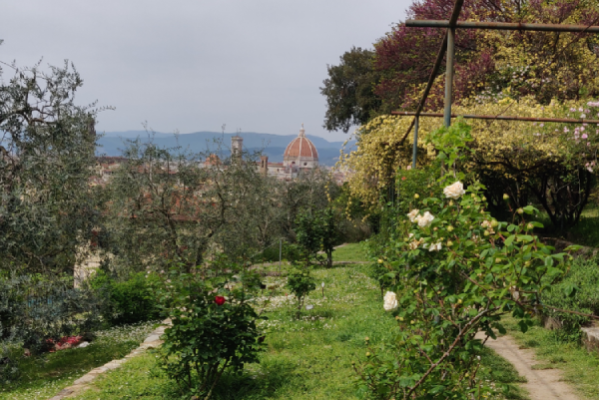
[0, 321, 158, 400]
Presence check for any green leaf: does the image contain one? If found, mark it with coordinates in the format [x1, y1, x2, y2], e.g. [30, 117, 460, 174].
[522, 205, 537, 215]
[504, 235, 515, 246]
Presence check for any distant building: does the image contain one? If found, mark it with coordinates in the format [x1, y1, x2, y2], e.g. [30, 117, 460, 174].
[283, 124, 319, 170]
[231, 135, 243, 159]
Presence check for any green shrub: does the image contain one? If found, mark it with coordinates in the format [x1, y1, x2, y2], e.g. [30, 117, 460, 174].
[158, 262, 264, 400]
[368, 261, 393, 297]
[542, 257, 599, 338]
[259, 241, 302, 263]
[286, 269, 316, 313]
[90, 271, 161, 326]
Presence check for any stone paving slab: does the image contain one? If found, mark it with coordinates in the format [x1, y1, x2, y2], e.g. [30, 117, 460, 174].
[46, 321, 170, 399]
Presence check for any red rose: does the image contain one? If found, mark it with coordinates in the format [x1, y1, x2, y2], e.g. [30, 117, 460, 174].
[214, 296, 226, 306]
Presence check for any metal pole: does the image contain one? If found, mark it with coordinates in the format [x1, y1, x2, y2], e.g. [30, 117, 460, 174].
[444, 28, 455, 128]
[406, 19, 599, 33]
[399, 0, 464, 145]
[391, 111, 599, 125]
[279, 238, 282, 271]
[412, 116, 419, 169]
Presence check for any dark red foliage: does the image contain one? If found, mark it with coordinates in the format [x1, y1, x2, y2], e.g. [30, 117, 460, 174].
[373, 0, 599, 111]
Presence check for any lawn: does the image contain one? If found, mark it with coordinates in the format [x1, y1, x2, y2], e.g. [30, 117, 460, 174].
[64, 261, 525, 400]
[538, 203, 599, 248]
[0, 322, 157, 400]
[332, 242, 369, 262]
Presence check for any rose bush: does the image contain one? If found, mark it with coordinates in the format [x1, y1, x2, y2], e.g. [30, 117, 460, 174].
[356, 121, 580, 399]
[158, 260, 264, 399]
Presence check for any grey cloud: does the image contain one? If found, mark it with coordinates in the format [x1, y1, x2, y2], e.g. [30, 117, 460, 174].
[1, 0, 411, 141]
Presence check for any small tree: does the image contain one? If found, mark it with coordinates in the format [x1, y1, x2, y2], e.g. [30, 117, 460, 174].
[295, 208, 340, 267]
[286, 269, 316, 316]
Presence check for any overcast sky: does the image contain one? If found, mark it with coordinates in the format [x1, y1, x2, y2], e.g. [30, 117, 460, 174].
[1, 0, 411, 142]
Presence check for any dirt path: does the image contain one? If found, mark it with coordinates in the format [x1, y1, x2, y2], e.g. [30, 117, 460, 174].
[475, 333, 580, 400]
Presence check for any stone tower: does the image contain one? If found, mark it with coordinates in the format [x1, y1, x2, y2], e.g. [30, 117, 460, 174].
[259, 155, 268, 176]
[231, 135, 243, 160]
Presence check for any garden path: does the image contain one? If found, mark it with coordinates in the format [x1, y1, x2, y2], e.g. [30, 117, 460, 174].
[475, 333, 580, 400]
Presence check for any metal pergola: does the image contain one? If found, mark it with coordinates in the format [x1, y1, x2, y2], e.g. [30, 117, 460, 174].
[398, 0, 599, 168]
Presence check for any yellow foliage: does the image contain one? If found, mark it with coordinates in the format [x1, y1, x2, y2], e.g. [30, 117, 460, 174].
[341, 97, 599, 207]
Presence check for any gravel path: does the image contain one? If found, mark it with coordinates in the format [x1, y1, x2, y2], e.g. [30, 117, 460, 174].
[476, 333, 580, 400]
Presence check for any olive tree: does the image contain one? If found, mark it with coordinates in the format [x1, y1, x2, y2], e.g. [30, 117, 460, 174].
[102, 139, 289, 273]
[0, 55, 99, 274]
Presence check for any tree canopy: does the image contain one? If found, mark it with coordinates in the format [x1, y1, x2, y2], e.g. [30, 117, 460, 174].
[0, 58, 99, 274]
[322, 0, 599, 131]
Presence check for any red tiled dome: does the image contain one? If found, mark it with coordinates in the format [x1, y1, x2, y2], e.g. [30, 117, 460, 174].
[283, 126, 319, 162]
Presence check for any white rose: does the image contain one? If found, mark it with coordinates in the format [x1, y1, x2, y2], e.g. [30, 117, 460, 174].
[443, 181, 466, 199]
[407, 209, 420, 223]
[383, 291, 398, 311]
[429, 242, 442, 252]
[417, 211, 434, 228]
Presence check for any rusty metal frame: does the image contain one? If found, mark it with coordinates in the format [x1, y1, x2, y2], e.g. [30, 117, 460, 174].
[399, 0, 465, 148]
[392, 111, 599, 125]
[399, 11, 599, 168]
[406, 20, 599, 33]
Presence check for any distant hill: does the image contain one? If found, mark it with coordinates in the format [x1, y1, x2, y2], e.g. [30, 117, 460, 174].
[96, 131, 356, 166]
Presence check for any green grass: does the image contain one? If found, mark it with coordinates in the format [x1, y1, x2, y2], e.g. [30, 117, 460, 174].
[332, 243, 369, 262]
[0, 321, 157, 400]
[568, 205, 599, 248]
[63, 263, 525, 400]
[502, 316, 599, 399]
[478, 347, 529, 400]
[537, 203, 599, 248]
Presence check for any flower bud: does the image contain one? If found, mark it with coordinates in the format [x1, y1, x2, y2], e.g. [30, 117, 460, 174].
[484, 231, 490, 236]
[517, 208, 524, 215]
[414, 194, 420, 199]
[527, 223, 534, 230]
[524, 261, 531, 266]
[503, 193, 510, 200]
[446, 240, 453, 247]
[491, 219, 499, 228]
[447, 225, 454, 232]
[378, 259, 383, 264]
[495, 258, 501, 263]
[366, 352, 371, 357]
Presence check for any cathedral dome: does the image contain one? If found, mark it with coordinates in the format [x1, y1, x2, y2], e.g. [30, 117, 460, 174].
[283, 125, 319, 168]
